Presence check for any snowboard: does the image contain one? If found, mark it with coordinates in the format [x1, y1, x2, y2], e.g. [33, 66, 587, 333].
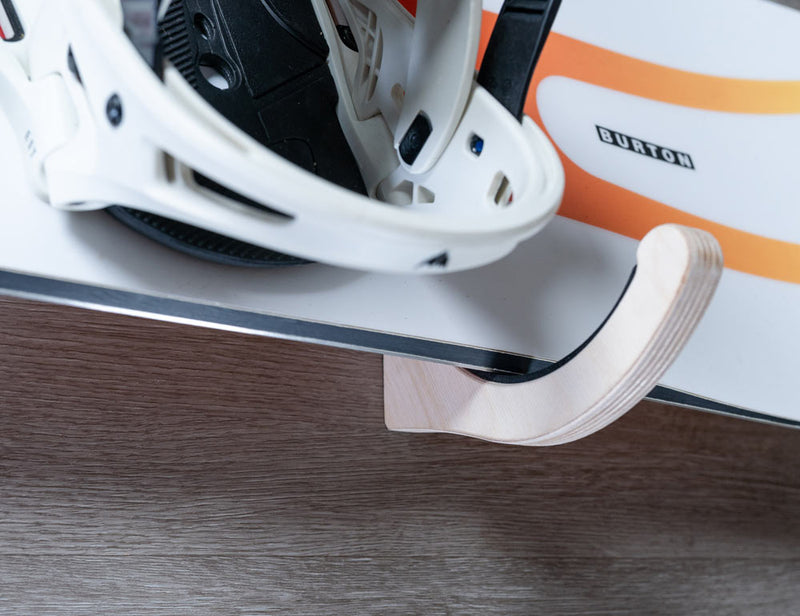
[0, 0, 797, 429]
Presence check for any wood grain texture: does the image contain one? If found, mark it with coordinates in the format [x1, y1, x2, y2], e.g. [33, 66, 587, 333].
[386, 225, 723, 445]
[0, 297, 799, 614]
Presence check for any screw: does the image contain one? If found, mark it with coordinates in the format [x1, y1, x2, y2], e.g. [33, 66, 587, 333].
[67, 47, 82, 84]
[470, 135, 484, 156]
[106, 94, 123, 127]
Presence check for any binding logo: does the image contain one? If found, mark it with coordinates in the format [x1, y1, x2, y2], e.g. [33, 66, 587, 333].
[596, 126, 695, 170]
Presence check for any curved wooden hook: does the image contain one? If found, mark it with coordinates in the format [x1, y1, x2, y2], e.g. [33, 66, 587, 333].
[384, 225, 724, 446]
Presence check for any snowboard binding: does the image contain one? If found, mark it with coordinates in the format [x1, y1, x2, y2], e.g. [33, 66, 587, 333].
[0, 0, 564, 272]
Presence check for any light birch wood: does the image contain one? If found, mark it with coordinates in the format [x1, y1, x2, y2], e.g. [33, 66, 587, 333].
[385, 224, 724, 446]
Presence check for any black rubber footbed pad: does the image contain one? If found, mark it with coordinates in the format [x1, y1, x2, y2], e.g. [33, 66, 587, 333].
[111, 0, 367, 267]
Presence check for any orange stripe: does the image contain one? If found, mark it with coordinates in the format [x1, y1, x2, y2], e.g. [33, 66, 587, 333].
[477, 10, 498, 68]
[509, 29, 800, 283]
[554, 156, 800, 284]
[535, 33, 800, 115]
[479, 11, 799, 282]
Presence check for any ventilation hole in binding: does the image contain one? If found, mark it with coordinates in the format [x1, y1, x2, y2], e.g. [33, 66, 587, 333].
[325, 0, 359, 51]
[421, 251, 449, 268]
[193, 12, 214, 40]
[67, 47, 82, 84]
[198, 53, 234, 90]
[192, 171, 293, 219]
[380, 180, 414, 206]
[366, 31, 382, 100]
[336, 25, 358, 51]
[416, 185, 435, 204]
[163, 152, 176, 183]
[490, 172, 513, 207]
[350, 0, 383, 103]
[399, 112, 432, 166]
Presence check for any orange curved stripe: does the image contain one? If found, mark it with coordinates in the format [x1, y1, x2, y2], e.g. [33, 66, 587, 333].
[555, 156, 800, 284]
[535, 33, 800, 115]
[509, 30, 800, 283]
[477, 10, 498, 67]
[368, 6, 800, 281]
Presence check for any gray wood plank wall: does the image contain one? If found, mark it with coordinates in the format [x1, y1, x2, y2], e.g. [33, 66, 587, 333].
[0, 297, 798, 615]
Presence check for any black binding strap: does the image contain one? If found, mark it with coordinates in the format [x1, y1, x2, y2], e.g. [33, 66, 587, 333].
[477, 0, 562, 120]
